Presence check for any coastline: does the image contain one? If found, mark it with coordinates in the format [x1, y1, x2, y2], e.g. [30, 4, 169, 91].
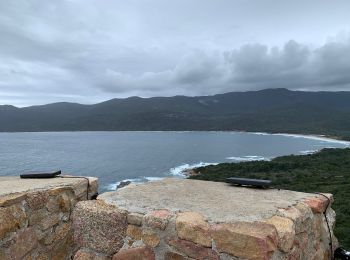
[247, 131, 350, 145]
[106, 131, 350, 190]
[180, 132, 350, 178]
[0, 130, 349, 142]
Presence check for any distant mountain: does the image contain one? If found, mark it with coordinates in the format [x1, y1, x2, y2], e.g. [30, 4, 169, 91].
[1, 88, 350, 139]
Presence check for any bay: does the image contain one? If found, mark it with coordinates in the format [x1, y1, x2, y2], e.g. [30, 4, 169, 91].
[0, 131, 348, 192]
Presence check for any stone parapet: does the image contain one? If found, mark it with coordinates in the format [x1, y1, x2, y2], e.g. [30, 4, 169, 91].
[73, 178, 337, 260]
[0, 176, 98, 260]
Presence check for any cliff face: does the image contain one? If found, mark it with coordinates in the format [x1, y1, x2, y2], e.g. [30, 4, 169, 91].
[0, 176, 98, 259]
[74, 178, 337, 260]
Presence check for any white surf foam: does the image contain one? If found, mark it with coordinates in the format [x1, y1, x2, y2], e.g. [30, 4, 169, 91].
[107, 176, 167, 191]
[144, 176, 164, 182]
[107, 178, 144, 191]
[252, 132, 270, 136]
[299, 150, 318, 155]
[226, 155, 270, 161]
[169, 162, 219, 177]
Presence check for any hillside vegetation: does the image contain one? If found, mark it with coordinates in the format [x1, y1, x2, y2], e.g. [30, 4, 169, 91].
[1, 88, 350, 140]
[189, 148, 350, 247]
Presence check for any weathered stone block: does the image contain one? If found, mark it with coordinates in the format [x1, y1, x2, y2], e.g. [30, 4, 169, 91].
[73, 200, 127, 255]
[126, 225, 142, 240]
[294, 203, 313, 223]
[293, 202, 315, 236]
[304, 196, 329, 214]
[0, 204, 27, 239]
[74, 249, 111, 260]
[39, 214, 60, 230]
[36, 252, 51, 260]
[51, 231, 73, 260]
[48, 186, 74, 196]
[127, 213, 144, 226]
[0, 249, 6, 260]
[210, 222, 278, 260]
[176, 212, 211, 247]
[142, 229, 160, 247]
[164, 251, 187, 260]
[26, 191, 49, 210]
[168, 238, 219, 260]
[265, 216, 295, 253]
[46, 197, 60, 213]
[87, 177, 99, 199]
[42, 223, 71, 246]
[29, 208, 48, 226]
[144, 209, 172, 230]
[112, 246, 155, 260]
[71, 177, 98, 200]
[58, 192, 75, 212]
[0, 192, 26, 207]
[8, 227, 38, 259]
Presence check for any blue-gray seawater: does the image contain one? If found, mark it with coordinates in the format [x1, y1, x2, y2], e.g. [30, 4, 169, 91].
[0, 131, 348, 192]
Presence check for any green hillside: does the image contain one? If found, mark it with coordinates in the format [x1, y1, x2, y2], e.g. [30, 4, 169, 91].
[1, 89, 350, 140]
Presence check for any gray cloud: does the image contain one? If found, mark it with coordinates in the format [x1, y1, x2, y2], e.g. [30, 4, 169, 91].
[1, 0, 350, 106]
[99, 39, 350, 95]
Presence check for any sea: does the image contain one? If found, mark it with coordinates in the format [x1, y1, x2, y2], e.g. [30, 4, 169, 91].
[0, 131, 348, 192]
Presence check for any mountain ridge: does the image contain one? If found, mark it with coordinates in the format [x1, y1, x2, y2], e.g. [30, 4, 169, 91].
[1, 88, 350, 140]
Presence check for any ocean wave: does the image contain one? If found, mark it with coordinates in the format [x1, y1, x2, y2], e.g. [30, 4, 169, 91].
[107, 176, 167, 191]
[144, 176, 164, 182]
[107, 178, 143, 190]
[169, 162, 219, 176]
[299, 150, 318, 155]
[251, 132, 270, 136]
[226, 155, 270, 161]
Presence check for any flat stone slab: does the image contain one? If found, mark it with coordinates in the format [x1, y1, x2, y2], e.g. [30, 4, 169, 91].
[98, 178, 316, 223]
[0, 176, 97, 197]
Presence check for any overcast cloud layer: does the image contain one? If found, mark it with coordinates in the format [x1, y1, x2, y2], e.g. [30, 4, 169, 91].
[1, 0, 350, 106]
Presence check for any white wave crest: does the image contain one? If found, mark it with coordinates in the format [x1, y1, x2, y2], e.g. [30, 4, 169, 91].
[107, 178, 143, 190]
[144, 176, 164, 182]
[169, 162, 219, 176]
[252, 132, 270, 136]
[107, 176, 166, 191]
[299, 150, 317, 155]
[226, 155, 270, 161]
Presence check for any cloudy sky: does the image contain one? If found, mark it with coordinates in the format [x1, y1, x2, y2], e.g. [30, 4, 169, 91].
[1, 0, 350, 106]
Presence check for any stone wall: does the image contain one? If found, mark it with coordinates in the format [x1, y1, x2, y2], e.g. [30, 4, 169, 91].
[0, 176, 98, 260]
[72, 179, 338, 260]
[0, 177, 338, 260]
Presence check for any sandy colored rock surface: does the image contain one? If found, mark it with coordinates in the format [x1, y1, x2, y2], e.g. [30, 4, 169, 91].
[0, 176, 98, 198]
[265, 216, 295, 252]
[74, 249, 111, 260]
[99, 178, 317, 223]
[144, 209, 172, 230]
[167, 239, 219, 260]
[112, 246, 155, 260]
[73, 200, 127, 255]
[142, 229, 160, 247]
[176, 212, 211, 247]
[210, 222, 278, 260]
[0, 204, 26, 239]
